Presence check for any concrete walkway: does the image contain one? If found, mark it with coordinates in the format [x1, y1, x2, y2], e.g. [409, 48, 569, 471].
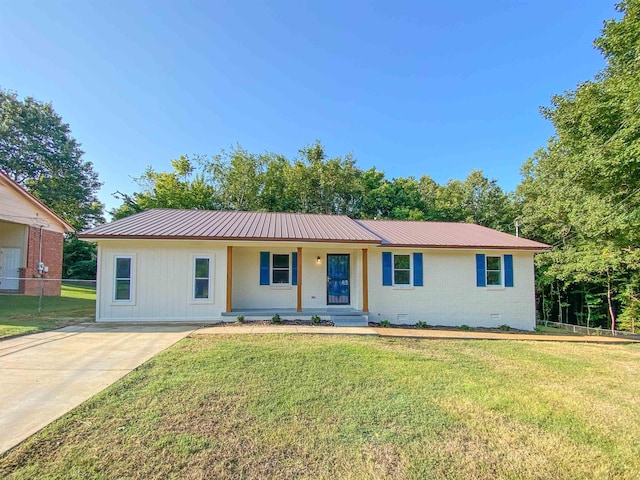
[194, 324, 640, 344]
[0, 323, 195, 454]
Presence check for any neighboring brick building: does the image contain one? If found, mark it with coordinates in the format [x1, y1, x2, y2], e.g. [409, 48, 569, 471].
[0, 170, 74, 295]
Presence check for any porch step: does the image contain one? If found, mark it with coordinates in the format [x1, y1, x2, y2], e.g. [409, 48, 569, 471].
[332, 315, 368, 327]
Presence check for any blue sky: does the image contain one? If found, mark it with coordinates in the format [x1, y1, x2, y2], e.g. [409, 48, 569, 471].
[1, 1, 617, 214]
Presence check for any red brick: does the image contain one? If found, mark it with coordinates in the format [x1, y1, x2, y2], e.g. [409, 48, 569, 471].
[22, 226, 64, 296]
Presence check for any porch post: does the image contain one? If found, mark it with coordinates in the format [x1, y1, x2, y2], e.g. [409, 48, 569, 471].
[297, 247, 302, 312]
[226, 246, 232, 313]
[362, 248, 369, 313]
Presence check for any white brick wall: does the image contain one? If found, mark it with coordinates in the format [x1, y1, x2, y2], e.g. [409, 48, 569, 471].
[367, 249, 536, 330]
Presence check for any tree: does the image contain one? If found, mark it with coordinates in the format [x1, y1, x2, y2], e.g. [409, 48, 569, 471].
[361, 174, 426, 220]
[431, 170, 516, 230]
[110, 155, 217, 219]
[206, 146, 266, 211]
[0, 89, 104, 230]
[259, 154, 298, 212]
[63, 235, 97, 279]
[294, 141, 363, 215]
[517, 0, 640, 330]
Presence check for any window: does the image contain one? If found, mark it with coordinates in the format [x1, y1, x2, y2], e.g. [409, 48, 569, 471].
[260, 251, 297, 286]
[114, 256, 132, 301]
[194, 257, 210, 300]
[393, 254, 411, 286]
[272, 254, 290, 284]
[476, 253, 513, 288]
[486, 256, 502, 286]
[383, 252, 423, 287]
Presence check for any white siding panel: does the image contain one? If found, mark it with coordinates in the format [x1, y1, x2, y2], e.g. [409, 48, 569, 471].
[97, 240, 226, 322]
[367, 249, 536, 330]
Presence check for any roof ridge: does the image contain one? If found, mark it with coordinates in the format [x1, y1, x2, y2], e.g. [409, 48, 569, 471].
[138, 208, 357, 219]
[359, 218, 473, 225]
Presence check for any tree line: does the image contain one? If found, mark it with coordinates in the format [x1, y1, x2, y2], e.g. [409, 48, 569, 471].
[517, 0, 640, 331]
[110, 144, 517, 233]
[2, 1, 638, 331]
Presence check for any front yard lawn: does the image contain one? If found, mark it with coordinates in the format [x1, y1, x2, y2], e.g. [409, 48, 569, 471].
[1, 335, 639, 479]
[0, 284, 95, 338]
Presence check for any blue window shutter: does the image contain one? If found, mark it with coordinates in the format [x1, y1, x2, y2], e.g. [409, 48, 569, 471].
[291, 252, 298, 286]
[504, 254, 514, 287]
[260, 252, 270, 285]
[382, 252, 392, 286]
[413, 252, 423, 286]
[476, 254, 486, 287]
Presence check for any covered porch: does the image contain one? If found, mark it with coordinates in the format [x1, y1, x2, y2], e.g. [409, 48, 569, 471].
[224, 244, 372, 320]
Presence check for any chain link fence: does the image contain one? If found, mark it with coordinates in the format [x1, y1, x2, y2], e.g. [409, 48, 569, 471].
[539, 320, 640, 339]
[0, 277, 96, 315]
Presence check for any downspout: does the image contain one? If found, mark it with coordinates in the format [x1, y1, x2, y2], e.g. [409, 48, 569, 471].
[39, 226, 43, 269]
[37, 225, 44, 313]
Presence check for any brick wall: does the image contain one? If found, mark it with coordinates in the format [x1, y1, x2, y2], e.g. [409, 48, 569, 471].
[23, 226, 63, 296]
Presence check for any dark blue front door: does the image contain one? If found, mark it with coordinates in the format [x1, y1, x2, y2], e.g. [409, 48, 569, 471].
[327, 254, 350, 305]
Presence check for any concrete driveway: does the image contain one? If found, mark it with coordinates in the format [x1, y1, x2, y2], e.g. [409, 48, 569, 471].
[0, 323, 196, 454]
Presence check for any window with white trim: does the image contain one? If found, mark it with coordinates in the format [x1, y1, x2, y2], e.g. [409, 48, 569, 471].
[114, 256, 132, 301]
[193, 257, 211, 300]
[486, 256, 502, 286]
[393, 254, 411, 286]
[272, 254, 290, 284]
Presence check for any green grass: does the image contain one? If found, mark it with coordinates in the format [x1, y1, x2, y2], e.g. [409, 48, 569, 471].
[2, 335, 639, 479]
[0, 285, 95, 338]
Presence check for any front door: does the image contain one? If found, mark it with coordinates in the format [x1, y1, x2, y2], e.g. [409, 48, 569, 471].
[0, 248, 21, 291]
[327, 254, 350, 305]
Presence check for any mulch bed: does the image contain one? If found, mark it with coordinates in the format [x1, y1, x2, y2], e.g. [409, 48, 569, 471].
[368, 322, 537, 334]
[204, 319, 542, 334]
[207, 319, 335, 327]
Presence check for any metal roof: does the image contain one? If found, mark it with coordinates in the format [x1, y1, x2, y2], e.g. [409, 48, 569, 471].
[356, 219, 549, 250]
[80, 209, 550, 250]
[79, 209, 382, 243]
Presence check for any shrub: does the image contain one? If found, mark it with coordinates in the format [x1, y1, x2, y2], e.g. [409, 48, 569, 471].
[499, 324, 511, 331]
[236, 315, 245, 323]
[311, 315, 321, 325]
[416, 321, 428, 329]
[534, 326, 542, 333]
[460, 324, 471, 331]
[380, 319, 391, 328]
[271, 313, 282, 324]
